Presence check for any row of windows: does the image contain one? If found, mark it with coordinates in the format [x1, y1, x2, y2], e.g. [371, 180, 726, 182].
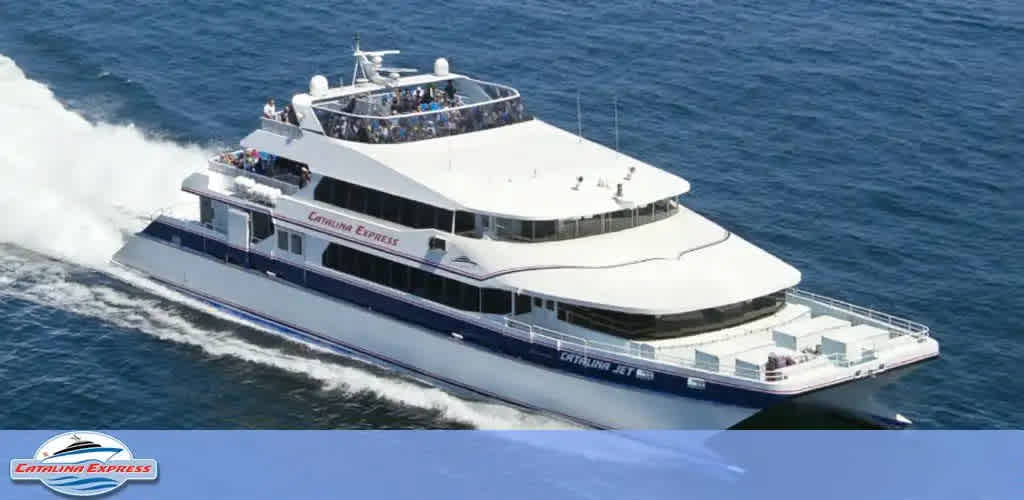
[493, 198, 679, 242]
[557, 291, 787, 340]
[315, 176, 475, 232]
[322, 243, 530, 315]
[314, 176, 679, 244]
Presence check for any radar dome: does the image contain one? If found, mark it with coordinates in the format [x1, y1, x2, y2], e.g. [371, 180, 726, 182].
[309, 75, 329, 97]
[433, 58, 449, 76]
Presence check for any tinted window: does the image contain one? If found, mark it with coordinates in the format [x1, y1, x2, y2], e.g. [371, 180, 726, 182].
[481, 289, 512, 314]
[462, 286, 481, 312]
[365, 189, 381, 217]
[320, 243, 513, 314]
[349, 185, 367, 213]
[251, 211, 274, 242]
[560, 290, 787, 340]
[380, 193, 401, 223]
[200, 197, 214, 226]
[454, 211, 475, 234]
[515, 294, 531, 314]
[312, 176, 461, 235]
[414, 203, 435, 229]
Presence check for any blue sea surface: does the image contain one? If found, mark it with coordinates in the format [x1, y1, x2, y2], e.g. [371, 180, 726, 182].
[0, 0, 1021, 428]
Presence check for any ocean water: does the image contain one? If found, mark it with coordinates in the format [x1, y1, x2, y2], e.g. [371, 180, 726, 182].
[0, 0, 1020, 429]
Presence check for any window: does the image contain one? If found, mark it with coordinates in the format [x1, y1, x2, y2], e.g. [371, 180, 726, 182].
[200, 197, 214, 227]
[349, 185, 367, 213]
[515, 294, 531, 315]
[313, 175, 462, 234]
[481, 289, 512, 314]
[462, 197, 683, 244]
[381, 193, 401, 222]
[454, 211, 475, 234]
[320, 243, 503, 315]
[278, 229, 304, 255]
[436, 209, 453, 232]
[252, 211, 274, 242]
[463, 286, 481, 312]
[559, 290, 787, 340]
[365, 189, 381, 217]
[414, 203, 435, 229]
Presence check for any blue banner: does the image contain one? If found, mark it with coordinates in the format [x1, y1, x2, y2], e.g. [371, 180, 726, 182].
[4, 431, 1020, 499]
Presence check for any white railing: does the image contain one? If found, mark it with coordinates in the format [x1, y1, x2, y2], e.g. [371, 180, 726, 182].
[208, 158, 301, 196]
[493, 288, 930, 383]
[786, 288, 930, 337]
[260, 117, 302, 139]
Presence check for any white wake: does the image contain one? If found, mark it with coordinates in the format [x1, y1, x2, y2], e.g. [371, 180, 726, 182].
[0, 54, 569, 429]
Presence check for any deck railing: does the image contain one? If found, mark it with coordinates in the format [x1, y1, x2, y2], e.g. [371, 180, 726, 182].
[494, 288, 930, 383]
[785, 288, 930, 337]
[313, 94, 530, 144]
[208, 158, 301, 196]
[260, 117, 302, 139]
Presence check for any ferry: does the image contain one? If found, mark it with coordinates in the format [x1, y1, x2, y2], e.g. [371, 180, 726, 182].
[113, 39, 939, 428]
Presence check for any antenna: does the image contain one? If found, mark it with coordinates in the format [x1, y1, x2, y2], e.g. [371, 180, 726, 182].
[351, 33, 360, 85]
[448, 131, 453, 171]
[614, 93, 620, 163]
[576, 91, 583, 143]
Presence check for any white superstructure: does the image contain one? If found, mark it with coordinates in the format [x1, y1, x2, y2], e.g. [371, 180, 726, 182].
[113, 39, 939, 428]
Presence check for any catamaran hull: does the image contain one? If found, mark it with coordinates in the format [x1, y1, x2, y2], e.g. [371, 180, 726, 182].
[113, 234, 772, 429]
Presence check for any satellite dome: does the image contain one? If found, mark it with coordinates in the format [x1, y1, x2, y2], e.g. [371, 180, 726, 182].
[309, 75, 329, 97]
[433, 57, 449, 76]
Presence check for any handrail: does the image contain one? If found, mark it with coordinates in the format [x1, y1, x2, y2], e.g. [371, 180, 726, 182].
[316, 92, 521, 121]
[208, 158, 300, 196]
[260, 117, 302, 139]
[786, 288, 930, 337]
[312, 77, 521, 120]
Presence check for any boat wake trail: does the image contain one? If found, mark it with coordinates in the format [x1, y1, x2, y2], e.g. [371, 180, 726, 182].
[0, 54, 569, 429]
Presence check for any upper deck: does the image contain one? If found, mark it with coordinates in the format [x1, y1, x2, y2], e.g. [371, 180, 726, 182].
[312, 76, 530, 144]
[286, 41, 531, 144]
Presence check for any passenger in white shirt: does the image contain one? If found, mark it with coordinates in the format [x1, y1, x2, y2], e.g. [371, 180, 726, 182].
[262, 98, 276, 119]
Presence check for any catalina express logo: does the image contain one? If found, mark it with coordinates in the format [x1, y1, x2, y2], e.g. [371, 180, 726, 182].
[10, 431, 158, 496]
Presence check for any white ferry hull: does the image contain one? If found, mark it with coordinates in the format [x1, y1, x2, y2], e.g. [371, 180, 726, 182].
[113, 235, 763, 429]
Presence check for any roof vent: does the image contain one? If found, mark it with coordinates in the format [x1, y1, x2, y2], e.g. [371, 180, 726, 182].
[434, 58, 450, 76]
[625, 166, 636, 181]
[309, 75, 329, 98]
[573, 176, 583, 190]
[616, 183, 624, 198]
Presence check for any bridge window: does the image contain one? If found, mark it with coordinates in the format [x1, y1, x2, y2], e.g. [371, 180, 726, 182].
[488, 197, 680, 243]
[314, 176, 455, 232]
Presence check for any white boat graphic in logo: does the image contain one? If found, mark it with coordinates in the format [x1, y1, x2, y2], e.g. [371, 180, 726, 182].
[39, 434, 123, 465]
[10, 431, 158, 496]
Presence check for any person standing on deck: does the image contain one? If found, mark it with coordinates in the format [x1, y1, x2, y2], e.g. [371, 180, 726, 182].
[262, 98, 277, 119]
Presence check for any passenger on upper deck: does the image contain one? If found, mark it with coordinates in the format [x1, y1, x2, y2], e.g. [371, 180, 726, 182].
[262, 98, 276, 119]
